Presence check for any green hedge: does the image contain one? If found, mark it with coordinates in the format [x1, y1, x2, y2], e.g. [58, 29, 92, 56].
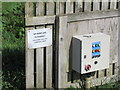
[2, 2, 25, 38]
[2, 2, 25, 89]
[2, 31, 25, 89]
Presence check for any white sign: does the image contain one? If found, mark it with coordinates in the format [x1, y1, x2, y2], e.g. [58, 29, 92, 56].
[27, 28, 52, 49]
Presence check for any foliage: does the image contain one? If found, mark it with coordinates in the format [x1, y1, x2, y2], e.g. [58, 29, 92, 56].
[2, 76, 18, 90]
[2, 2, 25, 89]
[2, 2, 25, 38]
[97, 82, 120, 89]
[2, 31, 25, 89]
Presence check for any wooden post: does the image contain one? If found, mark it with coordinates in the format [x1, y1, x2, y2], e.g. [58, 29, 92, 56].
[25, 2, 35, 88]
[118, 1, 120, 81]
[57, 16, 68, 88]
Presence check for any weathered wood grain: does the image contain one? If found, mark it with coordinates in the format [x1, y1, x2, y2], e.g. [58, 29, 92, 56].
[35, 2, 45, 88]
[25, 2, 34, 88]
[84, 0, 91, 12]
[25, 28, 35, 88]
[25, 2, 34, 17]
[58, 16, 68, 88]
[36, 47, 44, 88]
[36, 2, 45, 16]
[102, 0, 109, 10]
[46, 25, 53, 88]
[46, 2, 55, 15]
[110, 0, 117, 9]
[46, 2, 54, 88]
[66, 0, 74, 14]
[93, 0, 100, 11]
[115, 62, 119, 75]
[56, 2, 60, 15]
[91, 75, 118, 87]
[60, 2, 65, 14]
[26, 16, 55, 26]
[75, 0, 83, 13]
[118, 16, 120, 81]
[67, 10, 119, 23]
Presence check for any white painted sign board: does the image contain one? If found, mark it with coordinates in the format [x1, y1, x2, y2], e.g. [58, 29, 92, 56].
[27, 28, 52, 49]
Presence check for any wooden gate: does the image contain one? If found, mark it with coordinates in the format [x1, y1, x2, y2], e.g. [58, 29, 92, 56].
[25, 2, 56, 88]
[25, 1, 120, 89]
[56, 9, 120, 88]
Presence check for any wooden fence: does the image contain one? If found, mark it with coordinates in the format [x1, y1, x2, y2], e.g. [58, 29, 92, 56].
[25, 0, 120, 89]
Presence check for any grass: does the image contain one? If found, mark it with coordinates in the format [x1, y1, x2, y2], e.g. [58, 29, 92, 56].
[97, 81, 120, 89]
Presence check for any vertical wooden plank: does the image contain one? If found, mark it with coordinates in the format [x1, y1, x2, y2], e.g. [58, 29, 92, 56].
[36, 47, 44, 88]
[25, 2, 34, 88]
[75, 0, 83, 13]
[108, 64, 113, 76]
[110, 0, 117, 9]
[93, 0, 100, 11]
[36, 2, 45, 16]
[115, 62, 119, 76]
[56, 2, 60, 15]
[36, 2, 45, 88]
[66, 0, 74, 14]
[60, 2, 65, 14]
[84, 0, 92, 12]
[102, 0, 109, 10]
[56, 2, 66, 14]
[102, 18, 111, 78]
[46, 2, 54, 88]
[111, 17, 118, 64]
[25, 2, 34, 17]
[103, 17, 118, 77]
[66, 1, 74, 87]
[46, 2, 55, 15]
[98, 70, 105, 78]
[106, 17, 119, 79]
[46, 33, 53, 88]
[58, 16, 68, 88]
[112, 17, 119, 77]
[118, 16, 120, 80]
[55, 2, 66, 88]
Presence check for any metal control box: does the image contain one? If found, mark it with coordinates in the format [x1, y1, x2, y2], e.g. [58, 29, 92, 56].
[72, 33, 110, 74]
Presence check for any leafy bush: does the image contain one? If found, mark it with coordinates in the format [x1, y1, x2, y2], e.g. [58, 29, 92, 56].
[2, 31, 25, 89]
[2, 2, 25, 89]
[2, 77, 18, 89]
[2, 2, 25, 38]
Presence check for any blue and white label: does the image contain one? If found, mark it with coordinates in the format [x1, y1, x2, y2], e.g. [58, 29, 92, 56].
[92, 41, 101, 58]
